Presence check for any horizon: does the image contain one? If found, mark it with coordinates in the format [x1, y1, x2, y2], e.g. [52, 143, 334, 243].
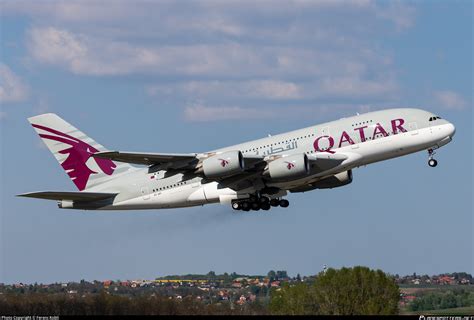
[2, 269, 472, 285]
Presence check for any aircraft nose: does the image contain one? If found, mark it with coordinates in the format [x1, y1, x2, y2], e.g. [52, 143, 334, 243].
[446, 122, 456, 138]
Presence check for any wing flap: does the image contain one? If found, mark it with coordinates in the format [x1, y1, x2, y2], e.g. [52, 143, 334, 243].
[94, 151, 264, 171]
[93, 151, 198, 167]
[17, 191, 117, 202]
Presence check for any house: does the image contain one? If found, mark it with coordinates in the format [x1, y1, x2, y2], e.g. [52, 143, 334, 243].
[236, 295, 247, 305]
[404, 295, 416, 301]
[438, 275, 456, 285]
[400, 295, 417, 306]
[218, 290, 230, 300]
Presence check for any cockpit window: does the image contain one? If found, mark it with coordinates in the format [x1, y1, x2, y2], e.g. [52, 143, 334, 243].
[429, 116, 442, 122]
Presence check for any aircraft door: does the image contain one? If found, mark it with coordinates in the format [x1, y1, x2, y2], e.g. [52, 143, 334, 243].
[321, 126, 330, 136]
[141, 186, 150, 200]
[408, 122, 419, 135]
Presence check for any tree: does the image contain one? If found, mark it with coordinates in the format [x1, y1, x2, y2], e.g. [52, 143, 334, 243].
[267, 270, 276, 281]
[312, 266, 399, 315]
[276, 271, 288, 280]
[270, 283, 317, 315]
[270, 266, 399, 315]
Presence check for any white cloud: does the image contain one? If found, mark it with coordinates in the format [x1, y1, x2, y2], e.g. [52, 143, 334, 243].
[149, 80, 302, 100]
[0, 63, 29, 103]
[252, 80, 302, 99]
[184, 103, 275, 122]
[433, 90, 468, 110]
[27, 26, 398, 93]
[9, 0, 418, 120]
[27, 27, 157, 76]
[319, 76, 398, 98]
[183, 102, 380, 122]
[27, 27, 87, 69]
[148, 76, 397, 102]
[375, 1, 416, 31]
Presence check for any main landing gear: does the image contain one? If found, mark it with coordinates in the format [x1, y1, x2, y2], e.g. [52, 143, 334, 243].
[428, 149, 438, 167]
[231, 195, 289, 212]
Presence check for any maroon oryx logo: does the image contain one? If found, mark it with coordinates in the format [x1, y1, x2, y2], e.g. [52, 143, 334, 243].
[219, 158, 229, 167]
[285, 161, 295, 170]
[32, 124, 116, 191]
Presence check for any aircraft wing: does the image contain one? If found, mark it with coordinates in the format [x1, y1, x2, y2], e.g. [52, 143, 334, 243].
[93, 150, 352, 191]
[93, 151, 199, 168]
[17, 191, 117, 202]
[94, 151, 265, 170]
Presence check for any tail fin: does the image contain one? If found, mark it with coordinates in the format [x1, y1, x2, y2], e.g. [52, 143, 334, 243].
[28, 113, 132, 191]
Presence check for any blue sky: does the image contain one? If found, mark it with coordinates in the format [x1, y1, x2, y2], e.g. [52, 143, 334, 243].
[0, 0, 472, 284]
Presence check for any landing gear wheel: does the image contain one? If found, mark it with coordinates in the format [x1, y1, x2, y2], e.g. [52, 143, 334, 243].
[241, 202, 251, 211]
[270, 199, 280, 207]
[427, 149, 438, 168]
[260, 203, 271, 211]
[259, 196, 270, 204]
[232, 202, 241, 210]
[249, 195, 258, 203]
[428, 159, 438, 167]
[279, 199, 289, 208]
[251, 202, 261, 211]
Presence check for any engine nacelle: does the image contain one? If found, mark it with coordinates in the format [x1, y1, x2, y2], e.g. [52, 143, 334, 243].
[58, 200, 74, 209]
[202, 150, 244, 178]
[290, 170, 353, 192]
[266, 153, 310, 181]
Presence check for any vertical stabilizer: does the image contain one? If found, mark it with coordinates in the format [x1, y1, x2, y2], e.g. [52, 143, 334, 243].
[28, 113, 132, 191]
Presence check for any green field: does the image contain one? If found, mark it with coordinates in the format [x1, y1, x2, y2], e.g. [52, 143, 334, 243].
[401, 306, 474, 315]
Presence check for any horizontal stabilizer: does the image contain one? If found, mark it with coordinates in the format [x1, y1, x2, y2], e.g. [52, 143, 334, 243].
[17, 191, 117, 202]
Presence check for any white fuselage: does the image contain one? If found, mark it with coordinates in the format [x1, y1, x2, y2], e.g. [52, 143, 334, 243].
[84, 108, 455, 210]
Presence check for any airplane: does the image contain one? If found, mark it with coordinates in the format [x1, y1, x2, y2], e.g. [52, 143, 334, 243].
[18, 108, 455, 212]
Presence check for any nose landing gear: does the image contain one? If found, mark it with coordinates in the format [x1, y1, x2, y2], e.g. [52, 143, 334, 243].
[428, 149, 438, 167]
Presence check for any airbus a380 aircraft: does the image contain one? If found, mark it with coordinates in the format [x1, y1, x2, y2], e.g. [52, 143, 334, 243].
[19, 108, 455, 211]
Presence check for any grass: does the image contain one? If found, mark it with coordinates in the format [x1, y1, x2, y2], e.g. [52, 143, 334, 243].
[401, 306, 474, 315]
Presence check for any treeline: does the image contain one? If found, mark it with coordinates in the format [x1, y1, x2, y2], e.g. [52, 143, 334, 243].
[409, 289, 474, 311]
[157, 270, 290, 281]
[0, 292, 267, 315]
[1, 266, 400, 315]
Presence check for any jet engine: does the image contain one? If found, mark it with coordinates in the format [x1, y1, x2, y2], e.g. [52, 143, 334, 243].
[202, 150, 245, 178]
[290, 170, 353, 192]
[265, 153, 310, 181]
